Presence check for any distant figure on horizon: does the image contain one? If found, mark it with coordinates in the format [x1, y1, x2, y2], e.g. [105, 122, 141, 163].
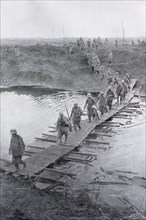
[115, 39, 118, 47]
[108, 50, 113, 64]
[9, 129, 26, 172]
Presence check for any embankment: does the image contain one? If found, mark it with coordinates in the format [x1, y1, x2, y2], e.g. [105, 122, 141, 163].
[1, 41, 146, 91]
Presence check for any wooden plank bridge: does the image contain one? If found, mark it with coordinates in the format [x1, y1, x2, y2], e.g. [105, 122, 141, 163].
[1, 79, 138, 190]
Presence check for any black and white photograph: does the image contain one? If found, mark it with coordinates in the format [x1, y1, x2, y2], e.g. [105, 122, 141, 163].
[0, 0, 146, 219]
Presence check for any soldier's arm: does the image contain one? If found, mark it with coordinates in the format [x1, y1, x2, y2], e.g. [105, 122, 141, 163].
[9, 141, 12, 155]
[19, 137, 25, 153]
[56, 118, 59, 130]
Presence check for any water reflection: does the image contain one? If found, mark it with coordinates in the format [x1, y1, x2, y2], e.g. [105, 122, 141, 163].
[0, 89, 87, 156]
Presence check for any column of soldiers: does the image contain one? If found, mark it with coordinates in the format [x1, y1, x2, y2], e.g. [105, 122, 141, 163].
[56, 72, 131, 145]
[9, 70, 131, 172]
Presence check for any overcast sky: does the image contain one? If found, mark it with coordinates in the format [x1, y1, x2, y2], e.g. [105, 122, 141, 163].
[1, 0, 145, 38]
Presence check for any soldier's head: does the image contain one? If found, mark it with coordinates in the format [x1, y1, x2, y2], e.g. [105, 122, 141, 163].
[115, 72, 119, 76]
[59, 112, 64, 118]
[121, 80, 124, 84]
[87, 93, 91, 98]
[10, 129, 17, 136]
[100, 91, 104, 96]
[74, 103, 78, 108]
[108, 86, 111, 90]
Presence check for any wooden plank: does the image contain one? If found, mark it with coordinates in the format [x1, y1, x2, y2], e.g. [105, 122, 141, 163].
[38, 170, 63, 182]
[91, 132, 112, 137]
[44, 168, 76, 177]
[85, 140, 110, 145]
[33, 181, 59, 190]
[42, 133, 57, 138]
[71, 152, 97, 157]
[35, 137, 56, 142]
[27, 140, 52, 149]
[114, 116, 132, 120]
[18, 145, 74, 176]
[63, 156, 91, 164]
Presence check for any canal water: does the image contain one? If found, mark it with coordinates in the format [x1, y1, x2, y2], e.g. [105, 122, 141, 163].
[0, 88, 87, 156]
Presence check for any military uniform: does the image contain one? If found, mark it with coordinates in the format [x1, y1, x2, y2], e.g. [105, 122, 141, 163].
[108, 51, 113, 64]
[84, 95, 96, 122]
[116, 83, 123, 104]
[106, 88, 115, 110]
[70, 105, 83, 132]
[56, 114, 70, 144]
[9, 130, 26, 171]
[98, 94, 108, 115]
[121, 82, 128, 100]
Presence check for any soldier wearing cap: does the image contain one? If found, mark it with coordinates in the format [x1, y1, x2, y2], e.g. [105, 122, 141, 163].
[56, 112, 70, 145]
[70, 103, 83, 132]
[98, 91, 108, 115]
[9, 129, 26, 172]
[106, 86, 115, 110]
[84, 93, 96, 122]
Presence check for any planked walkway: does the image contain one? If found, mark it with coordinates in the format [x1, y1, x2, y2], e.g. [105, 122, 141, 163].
[2, 79, 137, 177]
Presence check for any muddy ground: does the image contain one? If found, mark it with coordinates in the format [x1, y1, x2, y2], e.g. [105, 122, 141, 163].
[1, 40, 146, 92]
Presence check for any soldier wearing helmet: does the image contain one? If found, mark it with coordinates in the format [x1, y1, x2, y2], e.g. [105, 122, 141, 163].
[98, 91, 108, 115]
[84, 93, 96, 122]
[9, 129, 26, 172]
[106, 86, 115, 110]
[56, 112, 70, 145]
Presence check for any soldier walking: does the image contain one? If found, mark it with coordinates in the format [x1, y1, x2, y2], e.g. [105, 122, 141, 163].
[98, 92, 108, 115]
[106, 86, 115, 110]
[84, 93, 96, 122]
[116, 82, 123, 104]
[108, 50, 113, 64]
[56, 112, 70, 145]
[121, 80, 128, 100]
[70, 103, 83, 132]
[9, 129, 26, 172]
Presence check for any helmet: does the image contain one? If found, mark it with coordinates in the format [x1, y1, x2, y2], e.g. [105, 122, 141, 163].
[59, 112, 63, 116]
[10, 129, 17, 134]
[87, 93, 91, 97]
